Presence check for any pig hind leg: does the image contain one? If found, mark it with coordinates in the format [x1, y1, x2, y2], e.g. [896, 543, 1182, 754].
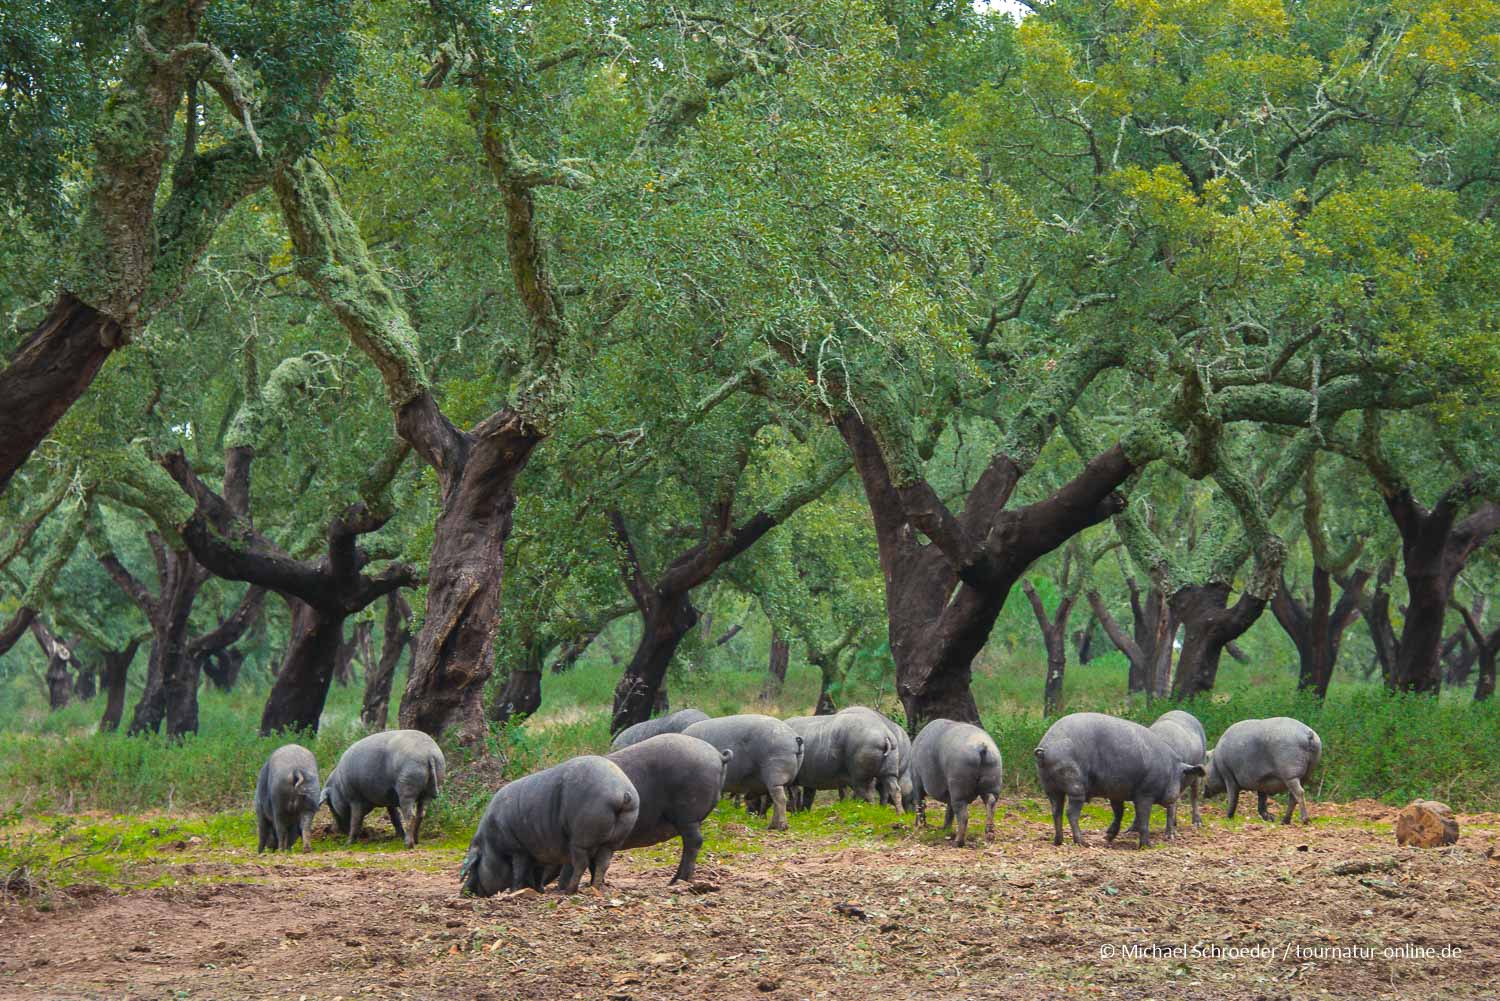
[1047, 792, 1065, 845]
[952, 800, 970, 848]
[588, 847, 616, 888]
[671, 823, 704, 884]
[256, 812, 273, 853]
[1283, 777, 1309, 824]
[1066, 794, 1087, 845]
[1256, 792, 1273, 822]
[1104, 800, 1125, 842]
[982, 794, 998, 841]
[767, 784, 790, 831]
[347, 802, 367, 845]
[387, 805, 409, 846]
[561, 845, 590, 893]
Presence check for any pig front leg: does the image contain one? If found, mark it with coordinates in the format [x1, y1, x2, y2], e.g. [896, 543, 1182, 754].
[767, 785, 790, 831]
[1104, 800, 1125, 842]
[1132, 796, 1154, 849]
[671, 823, 703, 884]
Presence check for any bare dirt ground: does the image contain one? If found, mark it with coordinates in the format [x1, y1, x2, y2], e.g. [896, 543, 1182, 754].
[3, 800, 1498, 1001]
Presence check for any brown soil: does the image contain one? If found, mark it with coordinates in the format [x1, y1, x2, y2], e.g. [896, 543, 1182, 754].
[3, 801, 1498, 1000]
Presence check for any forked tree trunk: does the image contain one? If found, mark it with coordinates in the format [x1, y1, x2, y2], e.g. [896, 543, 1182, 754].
[1023, 581, 1075, 717]
[0, 295, 121, 495]
[1270, 567, 1367, 699]
[1169, 584, 1265, 700]
[838, 413, 1131, 733]
[362, 591, 411, 731]
[98, 640, 141, 732]
[260, 599, 346, 735]
[104, 539, 208, 738]
[1377, 488, 1500, 694]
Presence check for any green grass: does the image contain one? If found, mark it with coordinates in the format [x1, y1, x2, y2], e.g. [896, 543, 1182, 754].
[3, 630, 1498, 831]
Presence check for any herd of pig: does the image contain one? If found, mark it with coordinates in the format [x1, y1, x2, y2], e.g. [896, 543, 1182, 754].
[252, 707, 1323, 896]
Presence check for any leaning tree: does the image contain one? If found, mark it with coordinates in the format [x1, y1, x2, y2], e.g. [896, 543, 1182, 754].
[0, 0, 354, 492]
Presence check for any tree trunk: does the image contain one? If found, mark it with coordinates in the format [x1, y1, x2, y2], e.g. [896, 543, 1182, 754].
[191, 585, 265, 693]
[813, 655, 838, 715]
[1476, 647, 1497, 702]
[129, 642, 169, 735]
[1378, 492, 1499, 695]
[0, 607, 37, 655]
[32, 621, 73, 711]
[761, 629, 790, 699]
[260, 599, 346, 735]
[610, 592, 698, 734]
[334, 620, 371, 687]
[99, 641, 141, 733]
[72, 651, 97, 699]
[200, 649, 244, 692]
[1023, 581, 1074, 717]
[1272, 567, 1367, 699]
[1169, 584, 1265, 699]
[398, 419, 540, 744]
[836, 414, 1129, 734]
[0, 295, 121, 495]
[362, 591, 411, 731]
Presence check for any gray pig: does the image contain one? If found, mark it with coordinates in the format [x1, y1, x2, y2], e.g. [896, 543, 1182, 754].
[836, 706, 913, 811]
[682, 714, 803, 831]
[322, 730, 445, 849]
[909, 719, 1003, 847]
[785, 713, 894, 811]
[460, 755, 639, 895]
[602, 734, 730, 883]
[1203, 717, 1322, 824]
[1034, 712, 1204, 849]
[611, 708, 711, 749]
[1149, 709, 1207, 828]
[255, 744, 320, 852]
